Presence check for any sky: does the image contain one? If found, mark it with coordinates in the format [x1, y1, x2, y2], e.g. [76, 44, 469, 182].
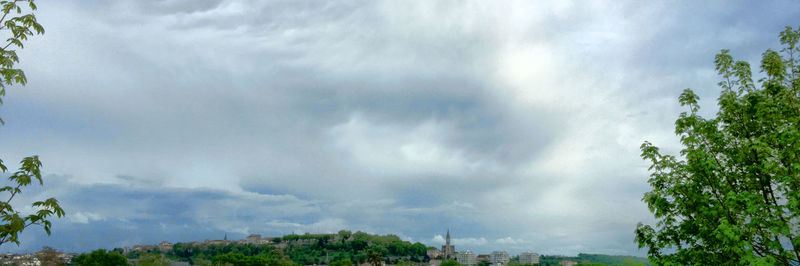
[0, 0, 798, 257]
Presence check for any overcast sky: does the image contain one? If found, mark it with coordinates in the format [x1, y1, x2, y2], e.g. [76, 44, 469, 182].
[0, 0, 798, 257]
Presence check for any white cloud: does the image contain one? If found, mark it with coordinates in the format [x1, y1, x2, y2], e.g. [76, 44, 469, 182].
[430, 235, 490, 247]
[69, 212, 105, 224]
[495, 237, 526, 245]
[453, 237, 489, 246]
[396, 233, 414, 242]
[329, 113, 473, 177]
[432, 235, 445, 245]
[267, 218, 347, 234]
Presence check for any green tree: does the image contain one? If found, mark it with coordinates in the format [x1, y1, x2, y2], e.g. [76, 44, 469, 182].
[134, 254, 170, 266]
[338, 230, 352, 241]
[331, 258, 354, 266]
[0, 0, 64, 247]
[635, 26, 800, 265]
[73, 249, 130, 266]
[367, 249, 383, 266]
[440, 260, 460, 266]
[267, 249, 296, 266]
[191, 258, 212, 266]
[576, 263, 604, 266]
[396, 260, 419, 266]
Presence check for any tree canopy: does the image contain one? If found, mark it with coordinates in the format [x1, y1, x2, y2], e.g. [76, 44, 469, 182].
[73, 249, 129, 266]
[440, 260, 460, 266]
[134, 254, 170, 266]
[635, 26, 800, 265]
[114, 231, 430, 265]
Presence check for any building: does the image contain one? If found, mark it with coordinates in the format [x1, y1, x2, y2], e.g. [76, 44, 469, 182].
[489, 251, 509, 266]
[158, 241, 173, 253]
[476, 254, 490, 263]
[204, 238, 231, 245]
[558, 260, 578, 266]
[245, 234, 262, 244]
[456, 250, 477, 266]
[132, 245, 158, 253]
[427, 248, 443, 259]
[441, 230, 455, 259]
[519, 252, 540, 265]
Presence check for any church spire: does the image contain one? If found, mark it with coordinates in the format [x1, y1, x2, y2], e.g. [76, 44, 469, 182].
[446, 229, 450, 245]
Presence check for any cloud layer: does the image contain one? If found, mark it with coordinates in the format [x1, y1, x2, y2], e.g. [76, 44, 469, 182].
[1, 0, 798, 256]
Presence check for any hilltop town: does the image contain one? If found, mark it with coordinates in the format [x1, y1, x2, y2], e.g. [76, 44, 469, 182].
[0, 230, 647, 266]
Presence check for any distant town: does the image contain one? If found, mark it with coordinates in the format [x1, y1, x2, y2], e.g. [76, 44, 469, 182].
[0, 230, 648, 266]
[430, 230, 541, 266]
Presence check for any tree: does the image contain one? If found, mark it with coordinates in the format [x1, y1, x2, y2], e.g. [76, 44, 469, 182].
[0, 0, 64, 247]
[73, 249, 130, 266]
[36, 246, 66, 266]
[331, 258, 354, 266]
[134, 254, 170, 266]
[267, 248, 296, 266]
[396, 260, 419, 266]
[635, 26, 800, 265]
[440, 260, 460, 266]
[338, 230, 352, 242]
[367, 249, 383, 266]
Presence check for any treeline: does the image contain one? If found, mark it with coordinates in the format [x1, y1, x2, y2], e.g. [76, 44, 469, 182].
[74, 232, 650, 265]
[281, 230, 428, 265]
[76, 230, 432, 265]
[538, 253, 648, 266]
[168, 242, 286, 265]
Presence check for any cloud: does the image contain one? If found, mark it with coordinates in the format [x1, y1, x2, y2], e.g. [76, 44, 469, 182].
[430, 234, 489, 248]
[267, 218, 348, 235]
[1, 0, 798, 257]
[453, 237, 489, 247]
[329, 113, 495, 178]
[69, 212, 105, 224]
[432, 235, 445, 245]
[495, 237, 526, 245]
[0, 177, 330, 253]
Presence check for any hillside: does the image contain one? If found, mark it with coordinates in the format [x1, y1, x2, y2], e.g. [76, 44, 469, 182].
[66, 232, 650, 265]
[123, 231, 430, 265]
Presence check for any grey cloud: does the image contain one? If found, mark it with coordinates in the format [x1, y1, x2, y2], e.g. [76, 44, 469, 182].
[1, 175, 323, 253]
[1, 0, 799, 257]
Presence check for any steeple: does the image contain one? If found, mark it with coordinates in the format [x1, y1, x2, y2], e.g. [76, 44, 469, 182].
[442, 229, 454, 260]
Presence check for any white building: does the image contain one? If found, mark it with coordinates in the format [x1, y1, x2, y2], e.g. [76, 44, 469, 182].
[519, 252, 540, 265]
[490, 251, 509, 266]
[456, 250, 477, 266]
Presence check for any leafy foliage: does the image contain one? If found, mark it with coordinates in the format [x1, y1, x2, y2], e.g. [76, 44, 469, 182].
[211, 249, 295, 266]
[124, 232, 430, 265]
[278, 232, 427, 265]
[166, 242, 278, 263]
[0, 155, 65, 246]
[635, 26, 800, 265]
[0, 0, 43, 123]
[330, 258, 354, 266]
[134, 253, 170, 266]
[538, 254, 647, 266]
[440, 260, 460, 266]
[73, 249, 129, 266]
[0, 0, 64, 248]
